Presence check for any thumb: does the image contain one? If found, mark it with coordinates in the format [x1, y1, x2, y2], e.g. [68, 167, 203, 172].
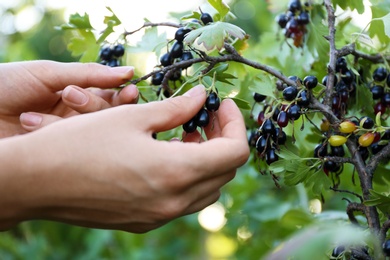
[140, 85, 206, 132]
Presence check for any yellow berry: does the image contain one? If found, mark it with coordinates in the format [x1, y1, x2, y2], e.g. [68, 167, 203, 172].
[339, 121, 357, 134]
[358, 132, 375, 147]
[320, 119, 330, 132]
[328, 135, 348, 147]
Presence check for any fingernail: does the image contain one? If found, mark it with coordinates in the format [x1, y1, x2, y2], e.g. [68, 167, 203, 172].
[63, 86, 88, 105]
[183, 85, 205, 97]
[20, 113, 42, 126]
[110, 66, 134, 79]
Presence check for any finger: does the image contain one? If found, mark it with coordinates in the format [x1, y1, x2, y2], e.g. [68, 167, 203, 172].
[20, 112, 63, 131]
[138, 85, 206, 133]
[203, 110, 222, 140]
[182, 130, 204, 143]
[183, 191, 221, 216]
[20, 61, 134, 92]
[62, 86, 112, 113]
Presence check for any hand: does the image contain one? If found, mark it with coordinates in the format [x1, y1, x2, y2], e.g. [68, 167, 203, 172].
[0, 60, 139, 137]
[0, 85, 250, 232]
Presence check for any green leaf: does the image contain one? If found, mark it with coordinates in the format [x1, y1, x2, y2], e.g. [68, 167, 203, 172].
[207, 0, 230, 21]
[250, 74, 277, 99]
[230, 97, 251, 110]
[376, 12, 390, 38]
[96, 7, 122, 44]
[128, 27, 167, 53]
[67, 30, 100, 62]
[58, 13, 94, 30]
[184, 21, 246, 52]
[365, 190, 390, 215]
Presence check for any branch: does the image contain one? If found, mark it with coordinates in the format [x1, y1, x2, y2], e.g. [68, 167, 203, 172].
[124, 22, 180, 36]
[338, 43, 390, 63]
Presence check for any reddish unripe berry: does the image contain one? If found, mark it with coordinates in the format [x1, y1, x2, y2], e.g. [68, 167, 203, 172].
[359, 132, 375, 147]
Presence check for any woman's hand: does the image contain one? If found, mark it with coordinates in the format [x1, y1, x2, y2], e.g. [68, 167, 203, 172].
[0, 85, 250, 233]
[0, 60, 139, 137]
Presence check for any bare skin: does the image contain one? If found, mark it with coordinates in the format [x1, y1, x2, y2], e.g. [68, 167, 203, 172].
[0, 61, 250, 233]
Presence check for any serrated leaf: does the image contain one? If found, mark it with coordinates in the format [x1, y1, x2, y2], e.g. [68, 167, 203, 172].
[207, 0, 230, 21]
[230, 97, 251, 110]
[184, 21, 246, 51]
[67, 30, 100, 62]
[305, 167, 331, 195]
[104, 7, 121, 26]
[365, 190, 390, 215]
[251, 74, 277, 99]
[69, 13, 93, 29]
[377, 12, 390, 38]
[128, 27, 167, 53]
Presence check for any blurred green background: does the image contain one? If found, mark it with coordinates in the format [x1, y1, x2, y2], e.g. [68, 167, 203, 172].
[0, 0, 383, 259]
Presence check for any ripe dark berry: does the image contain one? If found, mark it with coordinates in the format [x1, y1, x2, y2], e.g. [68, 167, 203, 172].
[371, 142, 385, 155]
[331, 145, 345, 157]
[282, 86, 298, 101]
[297, 11, 310, 25]
[205, 92, 220, 112]
[383, 239, 390, 256]
[341, 69, 355, 85]
[175, 27, 192, 42]
[195, 108, 210, 127]
[180, 51, 194, 68]
[276, 13, 288, 28]
[387, 74, 390, 87]
[256, 135, 269, 153]
[314, 144, 327, 157]
[370, 85, 384, 99]
[277, 111, 289, 128]
[107, 59, 120, 67]
[323, 160, 341, 173]
[358, 146, 369, 161]
[374, 101, 386, 115]
[200, 12, 213, 25]
[332, 245, 345, 257]
[274, 128, 287, 145]
[99, 46, 113, 61]
[297, 90, 310, 107]
[373, 67, 388, 82]
[257, 111, 265, 126]
[288, 0, 302, 13]
[160, 52, 173, 67]
[151, 71, 165, 85]
[382, 92, 390, 106]
[112, 44, 125, 57]
[303, 75, 318, 89]
[336, 57, 348, 73]
[285, 18, 300, 34]
[322, 75, 338, 86]
[183, 118, 197, 133]
[261, 119, 275, 136]
[253, 92, 267, 102]
[170, 41, 184, 59]
[266, 148, 279, 165]
[287, 104, 301, 120]
[360, 116, 375, 129]
[169, 69, 182, 81]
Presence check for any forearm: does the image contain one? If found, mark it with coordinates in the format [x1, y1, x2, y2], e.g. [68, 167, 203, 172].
[0, 134, 47, 230]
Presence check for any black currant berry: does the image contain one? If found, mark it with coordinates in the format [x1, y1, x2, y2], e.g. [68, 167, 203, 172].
[387, 74, 390, 87]
[288, 0, 302, 13]
[332, 245, 345, 258]
[261, 119, 276, 136]
[99, 46, 113, 61]
[107, 59, 120, 67]
[156, 86, 171, 98]
[383, 239, 390, 257]
[373, 67, 388, 82]
[297, 90, 310, 107]
[195, 108, 210, 127]
[370, 85, 384, 100]
[335, 57, 348, 73]
[331, 145, 345, 157]
[277, 111, 289, 128]
[180, 51, 194, 67]
[253, 92, 267, 102]
[175, 27, 192, 42]
[112, 44, 125, 57]
[283, 86, 298, 101]
[358, 146, 369, 161]
[382, 92, 390, 106]
[371, 142, 385, 155]
[274, 128, 287, 145]
[276, 13, 288, 28]
[360, 116, 375, 129]
[287, 104, 301, 120]
[288, 75, 303, 85]
[256, 135, 269, 154]
[160, 52, 173, 67]
[170, 41, 184, 59]
[297, 11, 310, 25]
[314, 144, 327, 157]
[341, 69, 355, 85]
[322, 75, 338, 86]
[151, 71, 165, 85]
[183, 118, 197, 133]
[303, 75, 318, 89]
[205, 92, 220, 112]
[266, 148, 279, 165]
[200, 12, 213, 25]
[169, 69, 182, 81]
[323, 160, 341, 173]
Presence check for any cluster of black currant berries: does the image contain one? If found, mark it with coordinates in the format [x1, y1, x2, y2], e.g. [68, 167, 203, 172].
[369, 66, 390, 115]
[182, 90, 220, 134]
[322, 56, 357, 119]
[276, 0, 310, 47]
[98, 44, 125, 67]
[151, 11, 214, 97]
[248, 75, 319, 166]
